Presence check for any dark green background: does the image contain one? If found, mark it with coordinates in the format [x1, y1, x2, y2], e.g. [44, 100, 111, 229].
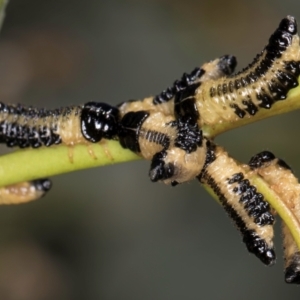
[0, 1, 299, 299]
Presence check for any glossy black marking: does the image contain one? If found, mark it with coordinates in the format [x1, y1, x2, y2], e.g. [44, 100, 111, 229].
[31, 178, 52, 194]
[277, 71, 298, 88]
[266, 16, 297, 58]
[218, 55, 237, 76]
[175, 119, 202, 153]
[118, 111, 149, 153]
[285, 252, 300, 284]
[149, 150, 175, 182]
[242, 99, 258, 115]
[234, 79, 242, 90]
[285, 61, 300, 74]
[0, 102, 63, 148]
[217, 84, 222, 96]
[249, 151, 276, 169]
[81, 102, 119, 143]
[210, 87, 216, 97]
[246, 72, 258, 83]
[228, 172, 244, 184]
[228, 173, 274, 226]
[197, 140, 217, 181]
[153, 67, 204, 105]
[230, 103, 246, 118]
[174, 97, 200, 125]
[201, 170, 275, 265]
[256, 92, 274, 109]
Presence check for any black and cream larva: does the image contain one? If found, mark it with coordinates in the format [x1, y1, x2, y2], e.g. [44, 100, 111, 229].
[0, 16, 300, 283]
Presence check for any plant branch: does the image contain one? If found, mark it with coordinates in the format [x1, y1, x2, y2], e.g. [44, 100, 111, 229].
[0, 141, 139, 186]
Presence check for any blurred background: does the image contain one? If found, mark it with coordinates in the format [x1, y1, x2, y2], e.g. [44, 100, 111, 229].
[0, 0, 299, 299]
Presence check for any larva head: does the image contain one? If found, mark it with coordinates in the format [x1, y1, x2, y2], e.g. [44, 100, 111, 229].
[149, 142, 207, 186]
[218, 55, 237, 76]
[280, 15, 297, 35]
[81, 102, 119, 143]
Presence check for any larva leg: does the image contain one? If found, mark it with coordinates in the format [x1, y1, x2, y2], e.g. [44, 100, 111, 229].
[198, 142, 276, 265]
[249, 151, 300, 284]
[0, 179, 51, 205]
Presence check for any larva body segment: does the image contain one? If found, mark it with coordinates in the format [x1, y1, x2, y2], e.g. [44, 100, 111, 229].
[118, 55, 237, 118]
[198, 143, 276, 266]
[0, 179, 51, 205]
[117, 55, 237, 185]
[249, 151, 300, 284]
[195, 16, 300, 126]
[0, 101, 119, 149]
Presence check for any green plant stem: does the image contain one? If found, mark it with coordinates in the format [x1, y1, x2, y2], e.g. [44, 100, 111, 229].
[0, 141, 139, 186]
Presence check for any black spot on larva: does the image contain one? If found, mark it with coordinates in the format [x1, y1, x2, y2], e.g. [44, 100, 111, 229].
[228, 81, 234, 93]
[217, 84, 223, 96]
[268, 81, 288, 100]
[149, 150, 175, 182]
[228, 172, 274, 227]
[241, 77, 248, 87]
[230, 103, 246, 118]
[174, 83, 200, 125]
[285, 252, 300, 284]
[81, 102, 119, 143]
[174, 97, 200, 125]
[285, 61, 300, 75]
[228, 172, 244, 184]
[243, 229, 276, 266]
[197, 140, 216, 180]
[210, 87, 216, 97]
[175, 119, 202, 153]
[175, 82, 200, 103]
[118, 110, 149, 153]
[153, 68, 204, 104]
[234, 79, 242, 90]
[249, 151, 276, 169]
[256, 93, 274, 109]
[246, 72, 258, 83]
[202, 172, 275, 266]
[276, 71, 298, 89]
[31, 178, 52, 193]
[279, 15, 297, 35]
[218, 55, 237, 75]
[242, 99, 258, 116]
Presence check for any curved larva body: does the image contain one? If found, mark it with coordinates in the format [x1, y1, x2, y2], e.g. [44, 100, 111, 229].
[249, 151, 300, 284]
[199, 144, 275, 265]
[0, 102, 119, 148]
[118, 55, 237, 118]
[195, 16, 300, 126]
